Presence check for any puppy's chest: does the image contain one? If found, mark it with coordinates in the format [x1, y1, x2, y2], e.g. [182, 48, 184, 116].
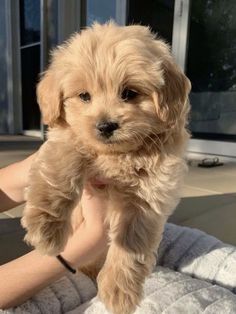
[87, 154, 148, 185]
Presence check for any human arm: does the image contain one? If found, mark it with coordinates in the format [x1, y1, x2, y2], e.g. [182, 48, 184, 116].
[0, 153, 36, 211]
[0, 185, 108, 309]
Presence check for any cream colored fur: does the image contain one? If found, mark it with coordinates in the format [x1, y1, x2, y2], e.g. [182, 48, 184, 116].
[22, 22, 191, 314]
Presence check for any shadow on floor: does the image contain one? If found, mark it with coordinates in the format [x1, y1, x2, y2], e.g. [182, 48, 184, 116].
[170, 193, 236, 245]
[0, 218, 31, 265]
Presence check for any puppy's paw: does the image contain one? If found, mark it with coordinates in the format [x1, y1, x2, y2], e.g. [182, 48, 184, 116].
[22, 210, 71, 255]
[97, 265, 142, 314]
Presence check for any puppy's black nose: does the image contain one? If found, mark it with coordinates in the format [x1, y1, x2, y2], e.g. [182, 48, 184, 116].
[96, 121, 119, 137]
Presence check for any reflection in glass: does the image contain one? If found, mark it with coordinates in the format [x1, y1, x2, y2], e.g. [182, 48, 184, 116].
[187, 0, 236, 92]
[187, 0, 236, 138]
[0, 0, 8, 133]
[86, 0, 116, 26]
[21, 45, 41, 130]
[20, 0, 40, 46]
[127, 0, 174, 44]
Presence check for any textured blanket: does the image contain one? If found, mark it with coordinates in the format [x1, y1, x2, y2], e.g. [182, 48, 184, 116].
[2, 223, 236, 313]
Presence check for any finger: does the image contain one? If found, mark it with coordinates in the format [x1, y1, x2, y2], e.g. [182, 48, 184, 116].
[71, 202, 84, 231]
[81, 188, 108, 223]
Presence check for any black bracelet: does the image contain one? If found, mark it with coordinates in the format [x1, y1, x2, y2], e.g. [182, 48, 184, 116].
[56, 254, 77, 274]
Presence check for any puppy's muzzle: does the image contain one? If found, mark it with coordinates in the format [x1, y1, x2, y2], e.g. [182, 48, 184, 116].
[96, 121, 119, 138]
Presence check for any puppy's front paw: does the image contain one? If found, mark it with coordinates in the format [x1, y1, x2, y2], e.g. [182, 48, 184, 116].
[97, 264, 142, 314]
[22, 209, 71, 255]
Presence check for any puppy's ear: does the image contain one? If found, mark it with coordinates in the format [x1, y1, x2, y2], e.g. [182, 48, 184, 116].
[154, 41, 191, 130]
[37, 69, 63, 127]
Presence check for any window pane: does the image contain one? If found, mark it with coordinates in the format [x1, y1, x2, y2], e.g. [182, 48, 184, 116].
[86, 0, 116, 26]
[187, 1, 236, 92]
[127, 0, 174, 44]
[187, 0, 236, 138]
[21, 45, 41, 130]
[20, 0, 40, 46]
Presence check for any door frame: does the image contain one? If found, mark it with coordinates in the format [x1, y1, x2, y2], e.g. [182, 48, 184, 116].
[173, 0, 236, 159]
[5, 0, 22, 134]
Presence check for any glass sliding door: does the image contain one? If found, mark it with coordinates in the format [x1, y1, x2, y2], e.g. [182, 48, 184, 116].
[83, 0, 127, 26]
[186, 0, 236, 141]
[127, 0, 175, 45]
[20, 0, 41, 134]
[86, 0, 116, 25]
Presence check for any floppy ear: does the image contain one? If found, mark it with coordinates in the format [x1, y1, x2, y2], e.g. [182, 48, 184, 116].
[154, 41, 191, 130]
[37, 69, 63, 127]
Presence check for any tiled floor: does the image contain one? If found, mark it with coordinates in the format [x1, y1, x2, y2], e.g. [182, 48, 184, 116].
[170, 160, 236, 245]
[0, 136, 236, 263]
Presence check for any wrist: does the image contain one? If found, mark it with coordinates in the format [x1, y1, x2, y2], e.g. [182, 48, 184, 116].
[61, 223, 107, 269]
[56, 254, 77, 274]
[60, 226, 86, 268]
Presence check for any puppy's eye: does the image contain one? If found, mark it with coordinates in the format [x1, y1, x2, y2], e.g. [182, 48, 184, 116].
[79, 92, 91, 102]
[121, 88, 139, 102]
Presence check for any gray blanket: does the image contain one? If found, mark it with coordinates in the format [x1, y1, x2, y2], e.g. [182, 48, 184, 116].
[2, 223, 236, 313]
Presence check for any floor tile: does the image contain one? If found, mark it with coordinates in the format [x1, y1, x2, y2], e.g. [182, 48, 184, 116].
[180, 185, 218, 197]
[185, 175, 236, 194]
[6, 204, 24, 218]
[171, 193, 236, 225]
[176, 202, 236, 246]
[0, 150, 35, 168]
[0, 213, 10, 219]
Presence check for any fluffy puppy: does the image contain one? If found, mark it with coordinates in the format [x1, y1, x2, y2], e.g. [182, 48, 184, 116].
[22, 22, 191, 314]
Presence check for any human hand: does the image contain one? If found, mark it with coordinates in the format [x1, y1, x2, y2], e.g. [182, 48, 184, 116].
[61, 181, 109, 268]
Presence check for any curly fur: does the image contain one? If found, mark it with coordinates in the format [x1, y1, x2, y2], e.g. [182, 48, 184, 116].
[22, 22, 191, 314]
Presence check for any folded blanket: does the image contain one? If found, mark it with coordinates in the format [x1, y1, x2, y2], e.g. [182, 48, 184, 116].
[2, 223, 236, 314]
[158, 223, 236, 292]
[67, 266, 236, 314]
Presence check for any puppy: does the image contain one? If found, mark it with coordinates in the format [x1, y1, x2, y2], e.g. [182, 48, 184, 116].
[22, 22, 191, 314]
